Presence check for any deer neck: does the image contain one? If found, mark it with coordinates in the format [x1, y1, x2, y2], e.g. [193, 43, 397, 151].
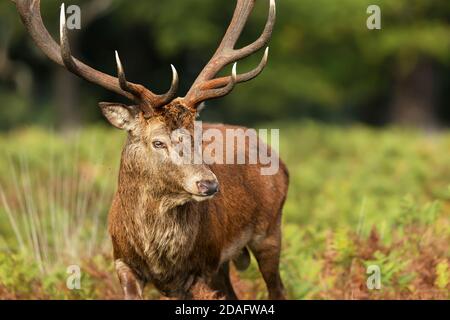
[116, 167, 201, 270]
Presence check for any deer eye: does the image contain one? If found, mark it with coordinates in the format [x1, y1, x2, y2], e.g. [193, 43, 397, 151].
[152, 141, 166, 149]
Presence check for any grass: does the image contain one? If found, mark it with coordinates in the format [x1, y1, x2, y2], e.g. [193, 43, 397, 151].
[0, 122, 449, 299]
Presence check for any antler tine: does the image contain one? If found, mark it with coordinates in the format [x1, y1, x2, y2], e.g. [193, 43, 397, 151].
[158, 64, 180, 106]
[115, 51, 179, 113]
[115, 50, 142, 97]
[232, 0, 275, 61]
[183, 0, 276, 109]
[191, 63, 238, 105]
[200, 47, 269, 91]
[59, 3, 78, 73]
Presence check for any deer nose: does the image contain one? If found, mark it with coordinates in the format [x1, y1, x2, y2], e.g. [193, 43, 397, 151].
[196, 180, 219, 196]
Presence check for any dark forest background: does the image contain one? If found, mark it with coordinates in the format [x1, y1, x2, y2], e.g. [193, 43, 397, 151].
[0, 0, 449, 130]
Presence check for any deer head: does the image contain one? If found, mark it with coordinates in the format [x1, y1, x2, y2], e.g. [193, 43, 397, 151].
[15, 0, 276, 203]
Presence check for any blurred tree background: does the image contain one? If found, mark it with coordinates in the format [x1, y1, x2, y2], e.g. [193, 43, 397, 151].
[0, 0, 449, 130]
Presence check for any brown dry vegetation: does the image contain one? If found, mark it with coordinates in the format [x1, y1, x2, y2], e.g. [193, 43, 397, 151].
[0, 125, 449, 300]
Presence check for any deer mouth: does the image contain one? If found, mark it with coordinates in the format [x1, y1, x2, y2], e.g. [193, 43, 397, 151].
[191, 194, 216, 202]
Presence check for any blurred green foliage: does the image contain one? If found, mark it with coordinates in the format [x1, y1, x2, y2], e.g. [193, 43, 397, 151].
[0, 123, 448, 299]
[279, 121, 450, 231]
[0, 0, 449, 128]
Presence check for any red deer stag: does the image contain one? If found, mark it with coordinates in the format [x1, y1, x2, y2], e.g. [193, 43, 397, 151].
[15, 0, 289, 300]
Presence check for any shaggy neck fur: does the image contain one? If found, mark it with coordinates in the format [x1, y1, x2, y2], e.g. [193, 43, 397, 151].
[116, 158, 201, 281]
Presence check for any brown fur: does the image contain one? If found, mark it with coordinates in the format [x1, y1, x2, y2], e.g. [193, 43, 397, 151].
[107, 116, 289, 300]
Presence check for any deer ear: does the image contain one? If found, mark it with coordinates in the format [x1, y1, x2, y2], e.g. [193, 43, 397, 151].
[99, 102, 140, 131]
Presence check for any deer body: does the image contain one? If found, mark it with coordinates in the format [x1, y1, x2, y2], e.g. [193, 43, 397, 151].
[16, 0, 287, 299]
[109, 123, 288, 299]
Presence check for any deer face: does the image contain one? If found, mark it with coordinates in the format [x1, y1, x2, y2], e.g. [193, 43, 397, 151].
[16, 0, 275, 204]
[100, 103, 219, 203]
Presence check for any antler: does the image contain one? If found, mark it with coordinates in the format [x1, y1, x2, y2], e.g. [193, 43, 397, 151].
[15, 0, 178, 117]
[182, 0, 276, 108]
